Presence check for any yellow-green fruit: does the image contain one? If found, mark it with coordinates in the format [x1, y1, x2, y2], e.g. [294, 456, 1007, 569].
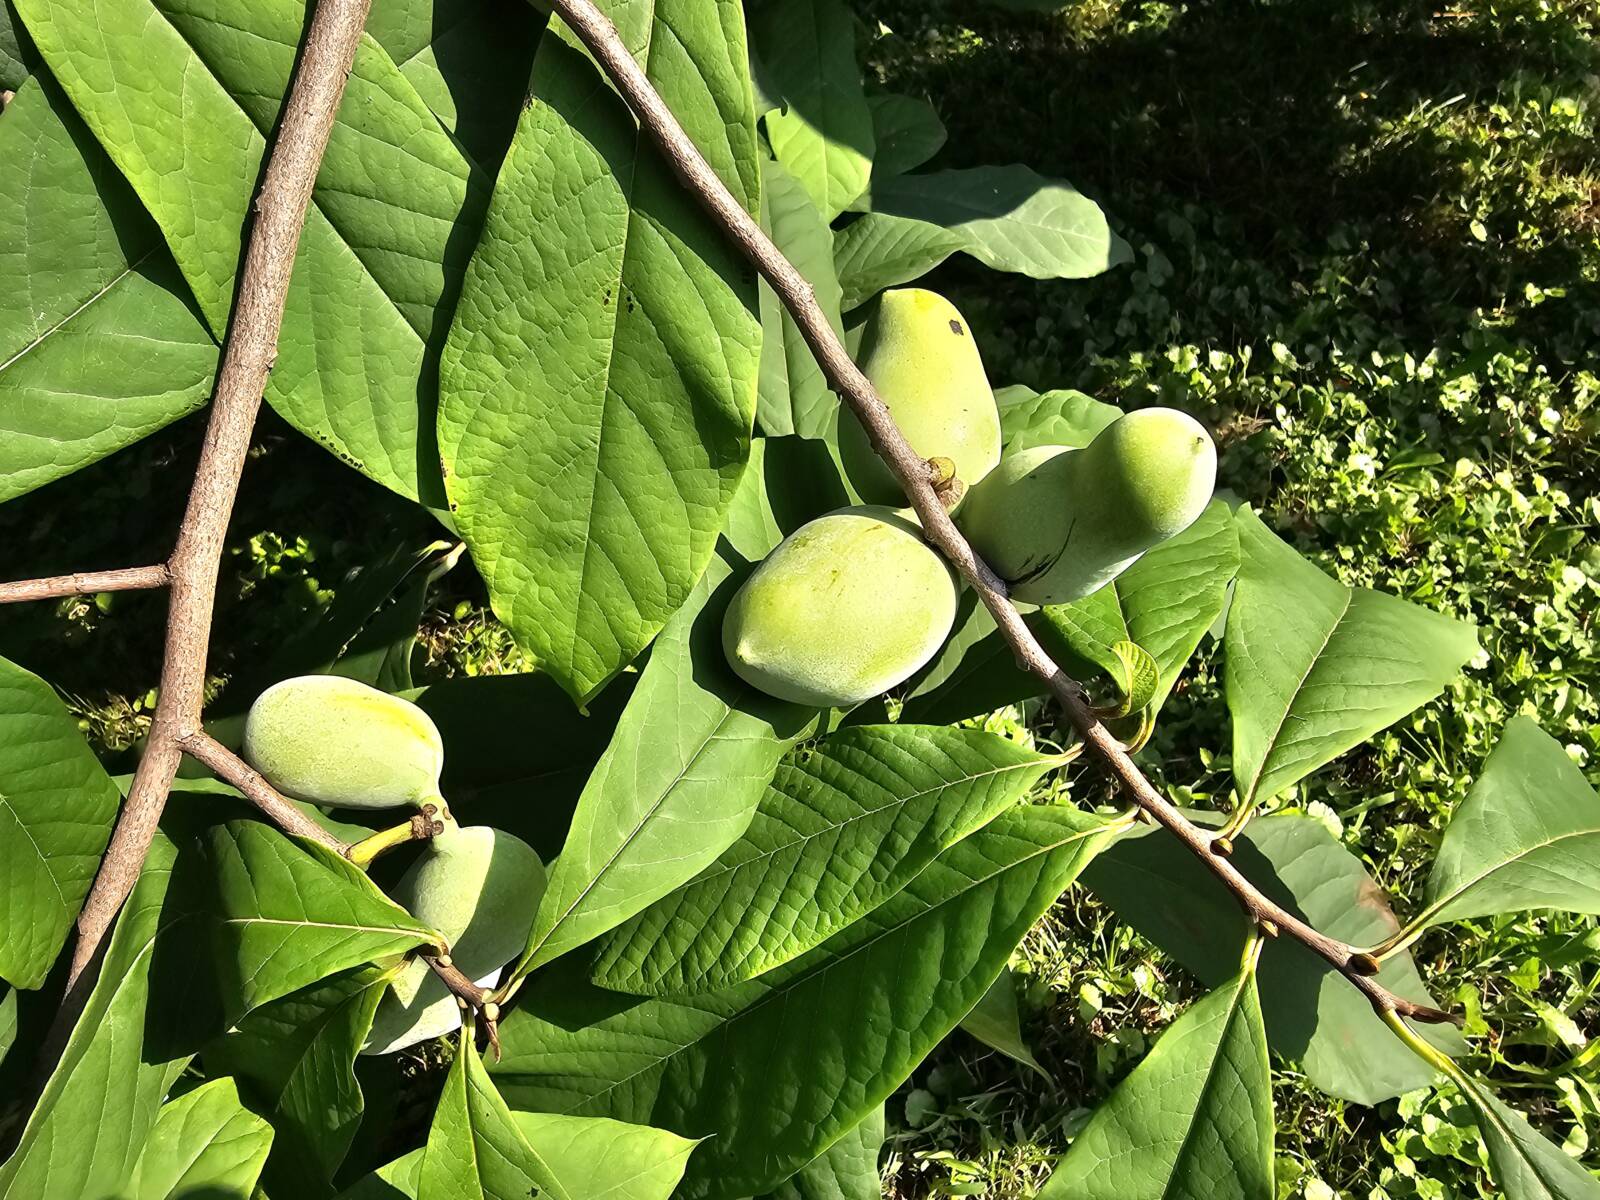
[243, 675, 444, 810]
[839, 289, 1002, 505]
[363, 822, 546, 1055]
[722, 506, 958, 707]
[958, 408, 1216, 605]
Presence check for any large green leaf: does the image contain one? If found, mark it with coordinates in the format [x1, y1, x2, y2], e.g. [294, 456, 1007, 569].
[759, 1107, 885, 1200]
[1084, 815, 1464, 1105]
[0, 823, 219, 1199]
[1044, 500, 1240, 713]
[16, 0, 483, 503]
[339, 1110, 699, 1200]
[512, 559, 813, 984]
[757, 156, 844, 438]
[993, 383, 1120, 453]
[0, 653, 122, 988]
[129, 1078, 273, 1200]
[204, 821, 440, 1019]
[204, 965, 391, 1197]
[850, 165, 1130, 279]
[1469, 1086, 1600, 1200]
[833, 212, 964, 312]
[365, 0, 544, 170]
[593, 724, 1058, 994]
[750, 0, 873, 219]
[1039, 968, 1273, 1200]
[493, 804, 1117, 1199]
[0, 73, 215, 504]
[419, 1033, 575, 1200]
[1415, 717, 1600, 932]
[438, 0, 762, 701]
[1225, 509, 1479, 807]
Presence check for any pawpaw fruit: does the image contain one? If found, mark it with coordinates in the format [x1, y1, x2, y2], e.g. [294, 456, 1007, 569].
[957, 407, 1216, 605]
[839, 289, 1002, 505]
[363, 821, 546, 1055]
[722, 506, 958, 707]
[243, 675, 444, 810]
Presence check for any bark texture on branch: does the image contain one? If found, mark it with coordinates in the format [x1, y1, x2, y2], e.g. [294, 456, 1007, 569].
[546, 0, 1455, 1027]
[59, 0, 376, 1004]
[0, 565, 171, 605]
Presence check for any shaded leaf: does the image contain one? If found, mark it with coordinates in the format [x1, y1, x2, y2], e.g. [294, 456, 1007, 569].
[0, 652, 122, 988]
[130, 1078, 273, 1200]
[593, 724, 1059, 994]
[17, 0, 484, 502]
[438, 0, 762, 700]
[0, 0, 35, 87]
[722, 435, 854, 562]
[751, 0, 874, 218]
[757, 156, 845, 438]
[511, 558, 814, 984]
[493, 804, 1117, 1198]
[1039, 968, 1273, 1200]
[833, 212, 964, 311]
[1469, 1086, 1600, 1200]
[1226, 509, 1478, 807]
[1418, 717, 1600, 930]
[204, 966, 391, 1197]
[960, 966, 1046, 1077]
[204, 821, 440, 1019]
[867, 93, 945, 181]
[0, 73, 214, 504]
[1084, 815, 1464, 1104]
[851, 165, 1130, 279]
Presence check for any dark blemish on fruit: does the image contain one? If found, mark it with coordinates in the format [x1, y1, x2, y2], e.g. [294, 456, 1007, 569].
[949, 320, 965, 336]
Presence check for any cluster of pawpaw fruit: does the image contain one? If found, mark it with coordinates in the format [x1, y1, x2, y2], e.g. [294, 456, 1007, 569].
[723, 287, 1218, 708]
[243, 676, 544, 1053]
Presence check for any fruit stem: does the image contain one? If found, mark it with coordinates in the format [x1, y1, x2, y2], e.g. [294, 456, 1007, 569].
[348, 809, 443, 868]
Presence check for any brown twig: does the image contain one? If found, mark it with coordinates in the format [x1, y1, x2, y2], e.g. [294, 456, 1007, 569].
[55, 0, 377, 1014]
[546, 0, 1456, 1027]
[0, 565, 170, 605]
[178, 731, 350, 851]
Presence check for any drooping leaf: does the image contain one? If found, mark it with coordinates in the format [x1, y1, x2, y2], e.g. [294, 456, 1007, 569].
[593, 724, 1059, 994]
[722, 435, 854, 562]
[339, 1110, 699, 1200]
[1084, 814, 1465, 1104]
[1416, 717, 1600, 931]
[960, 966, 1046, 1077]
[0, 652, 122, 988]
[0, 73, 215, 504]
[867, 93, 945, 181]
[757, 156, 845, 438]
[1468, 1085, 1600, 1200]
[760, 1107, 885, 1200]
[1225, 509, 1479, 807]
[493, 804, 1118, 1198]
[833, 212, 964, 311]
[1038, 968, 1273, 1200]
[419, 1032, 575, 1200]
[129, 1078, 273, 1200]
[0, 822, 219, 1200]
[511, 558, 814, 984]
[204, 821, 440, 1019]
[438, 0, 763, 701]
[16, 0, 484, 503]
[850, 165, 1130, 279]
[993, 383, 1120, 453]
[750, 0, 874, 218]
[204, 965, 391, 1197]
[1044, 500, 1240, 714]
[365, 0, 544, 170]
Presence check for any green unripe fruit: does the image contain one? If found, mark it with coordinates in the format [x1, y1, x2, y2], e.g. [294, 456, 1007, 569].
[958, 408, 1217, 605]
[722, 506, 958, 708]
[243, 675, 444, 810]
[364, 822, 546, 1055]
[839, 289, 1002, 505]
